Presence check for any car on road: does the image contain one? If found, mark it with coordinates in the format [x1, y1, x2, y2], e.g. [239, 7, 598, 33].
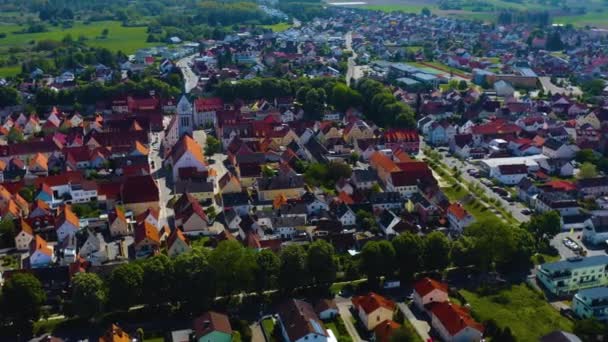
[521, 209, 532, 215]
[481, 179, 493, 187]
[492, 187, 509, 197]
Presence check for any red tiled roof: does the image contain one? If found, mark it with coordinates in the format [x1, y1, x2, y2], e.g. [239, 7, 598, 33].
[447, 203, 469, 221]
[414, 277, 448, 297]
[374, 320, 401, 342]
[352, 292, 395, 314]
[427, 302, 483, 336]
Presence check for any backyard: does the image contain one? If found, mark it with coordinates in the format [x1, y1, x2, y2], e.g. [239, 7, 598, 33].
[460, 284, 574, 341]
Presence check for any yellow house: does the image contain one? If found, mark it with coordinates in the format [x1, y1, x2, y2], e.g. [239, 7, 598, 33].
[344, 120, 374, 143]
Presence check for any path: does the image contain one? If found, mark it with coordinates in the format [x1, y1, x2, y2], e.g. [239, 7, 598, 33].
[250, 321, 266, 342]
[336, 299, 365, 342]
[345, 31, 359, 86]
[397, 303, 431, 342]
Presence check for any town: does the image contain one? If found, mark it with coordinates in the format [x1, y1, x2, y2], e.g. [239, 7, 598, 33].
[0, 1, 608, 342]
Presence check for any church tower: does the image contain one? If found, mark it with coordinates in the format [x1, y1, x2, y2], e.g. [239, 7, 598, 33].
[177, 94, 194, 136]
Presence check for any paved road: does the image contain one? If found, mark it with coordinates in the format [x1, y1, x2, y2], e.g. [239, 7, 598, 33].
[434, 148, 530, 223]
[345, 31, 358, 86]
[149, 130, 173, 227]
[336, 298, 365, 342]
[176, 54, 199, 93]
[397, 303, 431, 342]
[539, 76, 582, 97]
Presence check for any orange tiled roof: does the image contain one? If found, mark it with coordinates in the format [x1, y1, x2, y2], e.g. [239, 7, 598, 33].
[352, 292, 395, 314]
[370, 152, 399, 173]
[447, 202, 469, 221]
[99, 324, 131, 342]
[414, 277, 448, 297]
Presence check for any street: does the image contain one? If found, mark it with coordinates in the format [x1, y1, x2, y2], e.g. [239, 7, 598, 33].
[437, 150, 530, 223]
[345, 31, 359, 86]
[149, 130, 173, 227]
[176, 54, 199, 93]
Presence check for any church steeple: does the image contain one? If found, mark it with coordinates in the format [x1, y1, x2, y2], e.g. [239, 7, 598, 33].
[177, 93, 193, 136]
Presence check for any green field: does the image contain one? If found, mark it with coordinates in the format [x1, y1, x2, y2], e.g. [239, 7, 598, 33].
[0, 65, 21, 77]
[261, 22, 292, 32]
[461, 284, 574, 341]
[0, 21, 154, 53]
[361, 4, 428, 13]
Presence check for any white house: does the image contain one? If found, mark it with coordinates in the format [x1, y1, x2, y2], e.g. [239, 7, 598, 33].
[351, 293, 395, 331]
[446, 203, 475, 234]
[427, 302, 484, 342]
[170, 134, 208, 182]
[14, 220, 34, 251]
[492, 164, 528, 185]
[413, 277, 449, 310]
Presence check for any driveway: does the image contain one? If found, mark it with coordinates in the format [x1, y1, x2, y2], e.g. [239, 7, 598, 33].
[250, 321, 266, 342]
[335, 298, 365, 342]
[397, 303, 431, 342]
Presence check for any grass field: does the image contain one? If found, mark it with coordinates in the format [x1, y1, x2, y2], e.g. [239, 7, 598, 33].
[261, 22, 292, 32]
[0, 65, 21, 77]
[0, 21, 154, 53]
[461, 284, 574, 341]
[361, 4, 428, 13]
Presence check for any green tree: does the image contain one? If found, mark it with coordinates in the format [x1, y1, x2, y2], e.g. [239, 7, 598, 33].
[71, 273, 107, 319]
[7, 127, 24, 143]
[421, 7, 431, 16]
[109, 263, 144, 309]
[360, 240, 395, 285]
[172, 249, 215, 308]
[205, 136, 221, 156]
[0, 218, 16, 248]
[307, 240, 337, 285]
[356, 210, 378, 232]
[0, 86, 20, 107]
[450, 236, 479, 268]
[579, 162, 598, 179]
[523, 211, 561, 250]
[392, 232, 424, 280]
[423, 231, 450, 271]
[390, 326, 417, 342]
[457, 80, 468, 90]
[141, 254, 173, 305]
[576, 149, 599, 164]
[279, 245, 309, 292]
[574, 318, 607, 341]
[210, 240, 257, 295]
[255, 249, 280, 292]
[1, 273, 46, 332]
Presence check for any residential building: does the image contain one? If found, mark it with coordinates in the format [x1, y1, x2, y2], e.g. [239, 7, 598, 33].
[277, 299, 329, 342]
[351, 292, 395, 331]
[572, 287, 608, 321]
[537, 255, 608, 296]
[193, 311, 233, 342]
[427, 302, 484, 342]
[446, 203, 474, 234]
[413, 277, 449, 310]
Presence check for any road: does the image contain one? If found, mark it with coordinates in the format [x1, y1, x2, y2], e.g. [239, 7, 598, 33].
[396, 303, 431, 342]
[539, 76, 582, 97]
[335, 297, 365, 342]
[250, 321, 265, 342]
[441, 153, 530, 223]
[149, 130, 173, 227]
[176, 54, 199, 93]
[345, 31, 360, 86]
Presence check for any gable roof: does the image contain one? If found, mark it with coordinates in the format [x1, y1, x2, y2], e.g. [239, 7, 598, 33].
[414, 277, 448, 297]
[30, 235, 52, 256]
[193, 311, 232, 339]
[427, 301, 483, 336]
[99, 324, 131, 342]
[56, 205, 79, 229]
[352, 292, 396, 314]
[447, 203, 470, 221]
[172, 134, 206, 165]
[277, 299, 328, 341]
[374, 320, 401, 342]
[134, 221, 160, 245]
[121, 175, 159, 204]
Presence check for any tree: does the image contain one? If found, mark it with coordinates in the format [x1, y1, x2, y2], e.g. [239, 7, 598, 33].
[581, 79, 606, 97]
[7, 127, 24, 143]
[457, 80, 468, 90]
[141, 254, 173, 305]
[108, 263, 144, 309]
[71, 273, 107, 319]
[574, 318, 606, 341]
[102, 28, 109, 37]
[205, 136, 221, 156]
[356, 210, 378, 232]
[390, 326, 417, 342]
[421, 7, 431, 16]
[360, 240, 395, 285]
[423, 232, 450, 271]
[0, 86, 20, 107]
[392, 232, 424, 280]
[465, 220, 515, 271]
[576, 149, 599, 164]
[1, 273, 46, 332]
[579, 162, 598, 179]
[307, 240, 337, 285]
[172, 249, 215, 308]
[523, 211, 561, 251]
[255, 249, 280, 292]
[210, 240, 257, 295]
[0, 218, 16, 248]
[302, 88, 326, 118]
[279, 245, 309, 292]
[451, 236, 479, 268]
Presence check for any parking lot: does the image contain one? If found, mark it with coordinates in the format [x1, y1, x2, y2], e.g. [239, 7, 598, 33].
[551, 232, 607, 260]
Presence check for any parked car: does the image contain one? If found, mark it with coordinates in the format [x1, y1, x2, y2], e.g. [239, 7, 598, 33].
[521, 209, 532, 215]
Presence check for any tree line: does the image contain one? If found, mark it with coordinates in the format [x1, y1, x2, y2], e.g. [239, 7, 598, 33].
[214, 77, 416, 128]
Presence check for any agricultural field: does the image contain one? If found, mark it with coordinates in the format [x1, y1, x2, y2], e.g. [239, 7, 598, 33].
[0, 21, 154, 54]
[260, 22, 293, 32]
[335, 0, 608, 27]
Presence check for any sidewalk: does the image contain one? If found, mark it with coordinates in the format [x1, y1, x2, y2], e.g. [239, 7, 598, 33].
[336, 301, 365, 342]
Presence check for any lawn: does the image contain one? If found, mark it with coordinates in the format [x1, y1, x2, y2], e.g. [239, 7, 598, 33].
[0, 21, 154, 53]
[261, 317, 278, 342]
[461, 284, 574, 341]
[325, 317, 353, 341]
[361, 4, 428, 13]
[0, 65, 21, 77]
[260, 22, 292, 32]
